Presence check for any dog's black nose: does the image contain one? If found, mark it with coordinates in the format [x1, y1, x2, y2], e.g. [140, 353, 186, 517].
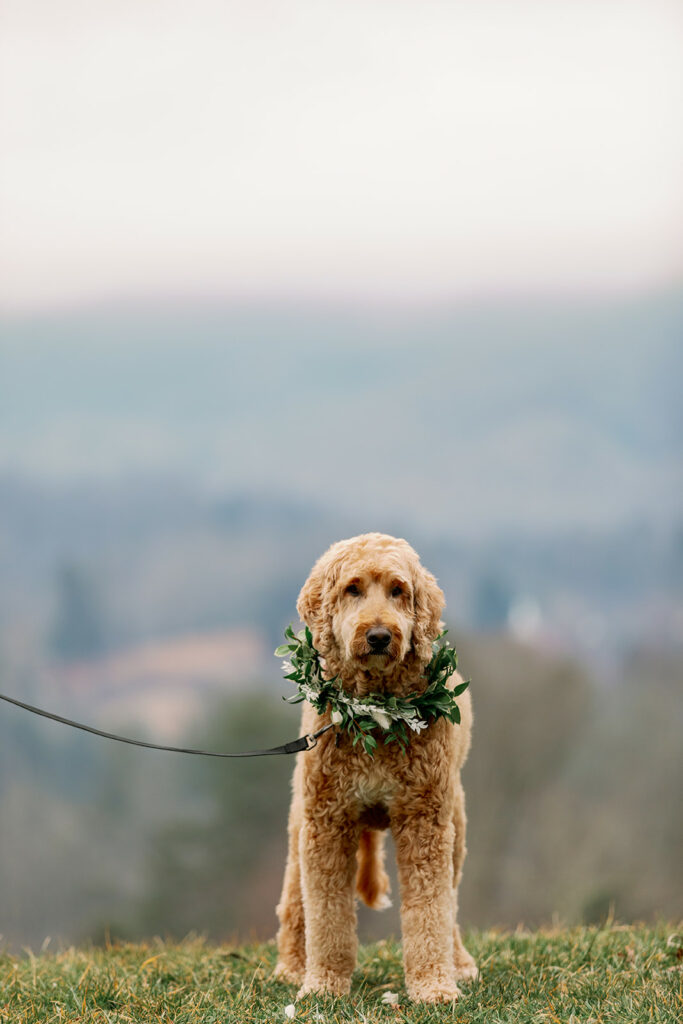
[366, 626, 392, 651]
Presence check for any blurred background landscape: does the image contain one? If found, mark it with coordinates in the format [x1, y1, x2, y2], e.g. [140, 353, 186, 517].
[1, 0, 681, 950]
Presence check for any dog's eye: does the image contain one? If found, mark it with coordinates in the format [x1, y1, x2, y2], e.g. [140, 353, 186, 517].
[391, 585, 403, 598]
[345, 583, 360, 596]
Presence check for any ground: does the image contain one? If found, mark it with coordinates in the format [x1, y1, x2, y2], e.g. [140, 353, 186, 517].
[0, 922, 680, 1023]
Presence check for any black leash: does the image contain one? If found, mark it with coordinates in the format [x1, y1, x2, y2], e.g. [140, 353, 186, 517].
[0, 691, 333, 758]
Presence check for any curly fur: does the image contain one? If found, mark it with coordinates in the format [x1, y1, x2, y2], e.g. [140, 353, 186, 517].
[274, 533, 477, 1003]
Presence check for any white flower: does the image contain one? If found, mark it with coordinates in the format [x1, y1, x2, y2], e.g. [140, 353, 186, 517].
[381, 991, 399, 1005]
[284, 1003, 296, 1019]
[281, 660, 294, 674]
[407, 718, 429, 733]
[330, 709, 343, 725]
[370, 709, 392, 731]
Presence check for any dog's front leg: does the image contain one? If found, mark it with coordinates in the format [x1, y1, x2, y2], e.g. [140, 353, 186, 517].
[392, 811, 461, 1003]
[297, 815, 359, 998]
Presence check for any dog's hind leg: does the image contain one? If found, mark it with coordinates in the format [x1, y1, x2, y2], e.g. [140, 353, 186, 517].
[274, 781, 306, 984]
[451, 780, 478, 982]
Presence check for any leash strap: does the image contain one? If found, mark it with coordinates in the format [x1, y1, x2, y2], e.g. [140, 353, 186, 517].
[0, 691, 333, 758]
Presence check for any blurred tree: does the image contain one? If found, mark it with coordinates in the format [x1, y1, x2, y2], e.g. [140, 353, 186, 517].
[453, 631, 595, 926]
[138, 693, 295, 940]
[49, 563, 106, 660]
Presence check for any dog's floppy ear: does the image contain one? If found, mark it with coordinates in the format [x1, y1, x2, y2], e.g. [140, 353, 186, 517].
[297, 546, 342, 655]
[297, 559, 326, 629]
[412, 565, 445, 663]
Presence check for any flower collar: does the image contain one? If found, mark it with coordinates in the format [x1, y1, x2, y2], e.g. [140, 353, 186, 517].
[275, 626, 469, 756]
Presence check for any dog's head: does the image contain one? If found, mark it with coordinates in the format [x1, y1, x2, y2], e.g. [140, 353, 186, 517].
[297, 533, 444, 685]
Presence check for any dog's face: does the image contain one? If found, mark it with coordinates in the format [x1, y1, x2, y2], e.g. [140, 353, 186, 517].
[333, 561, 415, 668]
[297, 533, 445, 679]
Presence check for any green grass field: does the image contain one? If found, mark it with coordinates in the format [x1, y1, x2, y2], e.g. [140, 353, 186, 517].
[1, 923, 680, 1023]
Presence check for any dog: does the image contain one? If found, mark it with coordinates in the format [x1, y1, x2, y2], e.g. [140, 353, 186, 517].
[274, 532, 476, 1003]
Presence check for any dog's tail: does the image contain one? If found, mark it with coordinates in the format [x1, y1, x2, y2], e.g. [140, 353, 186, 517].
[355, 829, 392, 910]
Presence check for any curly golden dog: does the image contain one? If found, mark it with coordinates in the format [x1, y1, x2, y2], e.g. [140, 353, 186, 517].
[274, 533, 476, 1003]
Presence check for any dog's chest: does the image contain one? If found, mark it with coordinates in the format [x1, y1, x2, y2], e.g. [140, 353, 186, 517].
[352, 765, 399, 808]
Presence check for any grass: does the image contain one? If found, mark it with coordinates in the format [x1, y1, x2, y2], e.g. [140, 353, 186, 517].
[0, 923, 681, 1023]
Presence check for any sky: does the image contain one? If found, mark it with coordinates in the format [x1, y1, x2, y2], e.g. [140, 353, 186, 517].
[1, 0, 682, 310]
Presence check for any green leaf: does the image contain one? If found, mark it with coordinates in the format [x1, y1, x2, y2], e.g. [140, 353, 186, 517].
[363, 735, 377, 757]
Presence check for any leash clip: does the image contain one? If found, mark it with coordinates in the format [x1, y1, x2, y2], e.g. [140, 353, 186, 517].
[304, 733, 318, 750]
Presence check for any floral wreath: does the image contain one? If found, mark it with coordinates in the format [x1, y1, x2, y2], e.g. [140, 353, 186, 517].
[275, 625, 469, 756]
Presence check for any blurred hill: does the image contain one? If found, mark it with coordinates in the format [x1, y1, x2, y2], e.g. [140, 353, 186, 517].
[0, 476, 681, 675]
[1, 292, 680, 535]
[46, 627, 270, 741]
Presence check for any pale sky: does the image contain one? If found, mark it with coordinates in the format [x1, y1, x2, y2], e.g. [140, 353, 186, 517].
[1, 0, 682, 310]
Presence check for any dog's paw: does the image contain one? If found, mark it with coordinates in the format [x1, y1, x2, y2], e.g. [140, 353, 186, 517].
[407, 979, 462, 1003]
[453, 957, 479, 983]
[297, 972, 351, 998]
[273, 961, 304, 986]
